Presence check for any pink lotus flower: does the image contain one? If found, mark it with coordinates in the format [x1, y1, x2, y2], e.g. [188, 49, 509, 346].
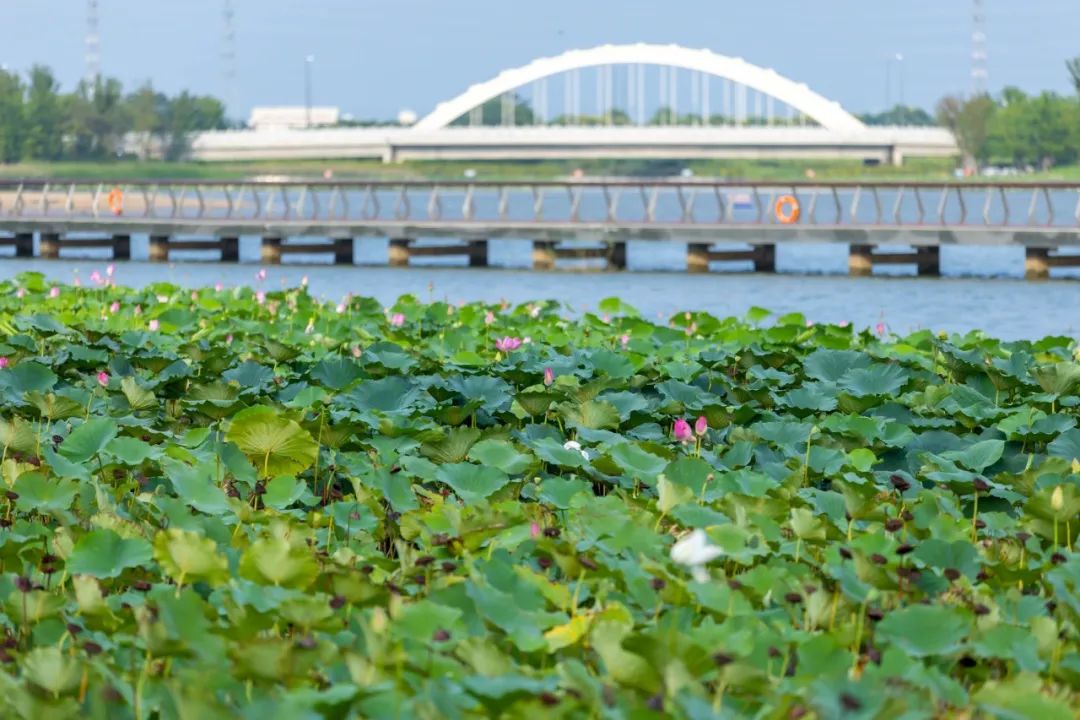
[620, 334, 630, 348]
[105, 264, 115, 278]
[48, 287, 60, 298]
[530, 522, 541, 539]
[214, 282, 224, 292]
[351, 345, 362, 358]
[484, 311, 495, 326]
[73, 279, 82, 287]
[875, 322, 887, 336]
[148, 319, 160, 331]
[190, 291, 198, 302]
[544, 367, 554, 386]
[695, 416, 708, 437]
[839, 320, 850, 328]
[109, 301, 120, 314]
[673, 418, 693, 443]
[301, 275, 309, 287]
[96, 371, 109, 387]
[336, 302, 347, 314]
[389, 313, 405, 327]
[89, 271, 104, 286]
[15, 288, 24, 299]
[495, 336, 522, 352]
[256, 269, 267, 281]
[226, 334, 234, 345]
[0, 357, 9, 369]
[256, 291, 266, 305]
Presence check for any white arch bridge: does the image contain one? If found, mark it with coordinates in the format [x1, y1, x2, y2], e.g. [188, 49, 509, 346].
[192, 44, 957, 165]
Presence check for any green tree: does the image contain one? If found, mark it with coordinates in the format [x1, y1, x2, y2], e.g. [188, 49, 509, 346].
[1067, 56, 1080, 94]
[22, 65, 64, 160]
[936, 93, 995, 167]
[126, 83, 168, 158]
[0, 69, 25, 163]
[860, 105, 936, 126]
[450, 94, 535, 126]
[160, 92, 227, 160]
[986, 88, 1079, 168]
[67, 78, 131, 159]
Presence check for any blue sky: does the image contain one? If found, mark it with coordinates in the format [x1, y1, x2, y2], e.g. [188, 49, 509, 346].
[1, 0, 1076, 120]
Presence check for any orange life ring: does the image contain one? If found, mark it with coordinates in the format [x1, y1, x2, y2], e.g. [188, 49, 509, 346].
[774, 195, 800, 224]
[107, 188, 124, 216]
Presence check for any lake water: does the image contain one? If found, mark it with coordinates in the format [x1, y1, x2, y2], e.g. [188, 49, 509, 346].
[2, 236, 1078, 340]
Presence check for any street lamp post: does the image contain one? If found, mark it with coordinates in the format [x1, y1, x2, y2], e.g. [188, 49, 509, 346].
[304, 55, 315, 128]
[895, 53, 905, 108]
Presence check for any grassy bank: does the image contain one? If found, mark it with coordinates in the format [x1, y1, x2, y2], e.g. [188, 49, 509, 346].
[0, 273, 1075, 717]
[2, 156, 1069, 183]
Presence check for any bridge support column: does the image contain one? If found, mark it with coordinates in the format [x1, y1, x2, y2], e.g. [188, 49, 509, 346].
[333, 238, 354, 265]
[753, 244, 776, 273]
[261, 236, 282, 265]
[687, 243, 710, 273]
[607, 242, 627, 271]
[40, 233, 60, 260]
[221, 236, 240, 262]
[14, 233, 33, 258]
[468, 240, 488, 268]
[849, 245, 874, 277]
[916, 246, 940, 277]
[149, 235, 170, 262]
[113, 234, 131, 261]
[532, 241, 556, 271]
[1025, 248, 1051, 280]
[388, 238, 411, 267]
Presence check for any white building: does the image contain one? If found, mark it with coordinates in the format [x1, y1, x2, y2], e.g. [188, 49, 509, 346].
[248, 106, 341, 131]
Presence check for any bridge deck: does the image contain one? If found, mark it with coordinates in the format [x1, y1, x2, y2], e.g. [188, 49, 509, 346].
[1, 179, 1078, 278]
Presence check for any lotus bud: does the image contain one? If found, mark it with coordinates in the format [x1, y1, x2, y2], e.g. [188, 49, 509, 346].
[1051, 485, 1064, 512]
[673, 419, 692, 443]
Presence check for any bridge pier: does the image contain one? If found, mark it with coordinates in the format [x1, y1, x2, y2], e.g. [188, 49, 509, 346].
[261, 236, 282, 265]
[687, 243, 776, 273]
[333, 237, 354, 265]
[1026, 248, 1051, 280]
[113, 234, 131, 261]
[386, 238, 487, 267]
[222, 236, 240, 262]
[1024, 247, 1080, 279]
[14, 233, 33, 258]
[533, 241, 556, 270]
[468, 240, 488, 267]
[149, 235, 170, 262]
[40, 233, 60, 259]
[849, 245, 940, 277]
[608, 241, 627, 271]
[389, 238, 411, 267]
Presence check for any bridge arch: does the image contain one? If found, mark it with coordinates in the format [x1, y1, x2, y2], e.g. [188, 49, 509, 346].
[414, 43, 866, 133]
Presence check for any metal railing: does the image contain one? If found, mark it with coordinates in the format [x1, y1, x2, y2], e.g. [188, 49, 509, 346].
[1, 179, 1079, 230]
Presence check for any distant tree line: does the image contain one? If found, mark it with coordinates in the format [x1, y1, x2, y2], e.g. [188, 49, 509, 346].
[0, 65, 228, 163]
[937, 58, 1080, 169]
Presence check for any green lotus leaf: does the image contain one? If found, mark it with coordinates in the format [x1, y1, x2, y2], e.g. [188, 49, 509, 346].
[435, 462, 511, 503]
[468, 439, 534, 475]
[57, 418, 118, 464]
[153, 528, 229, 586]
[240, 534, 320, 589]
[67, 528, 153, 578]
[875, 605, 970, 657]
[225, 405, 318, 478]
